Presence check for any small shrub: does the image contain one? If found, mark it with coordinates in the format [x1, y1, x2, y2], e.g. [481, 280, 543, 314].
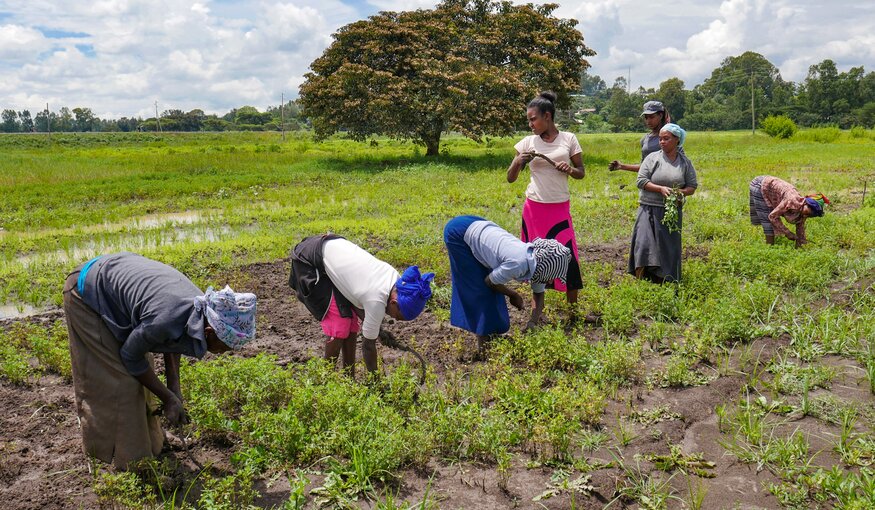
[849, 126, 869, 139]
[760, 115, 797, 139]
[798, 126, 843, 143]
[198, 468, 259, 510]
[93, 470, 157, 509]
[0, 334, 33, 384]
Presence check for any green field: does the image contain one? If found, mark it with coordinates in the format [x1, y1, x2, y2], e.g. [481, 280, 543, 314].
[1, 130, 874, 509]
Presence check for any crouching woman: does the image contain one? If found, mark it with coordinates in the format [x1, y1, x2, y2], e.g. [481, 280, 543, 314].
[443, 215, 571, 354]
[748, 175, 828, 247]
[63, 252, 257, 468]
[290, 234, 434, 376]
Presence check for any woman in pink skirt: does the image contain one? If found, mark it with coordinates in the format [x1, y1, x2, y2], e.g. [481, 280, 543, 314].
[507, 91, 585, 327]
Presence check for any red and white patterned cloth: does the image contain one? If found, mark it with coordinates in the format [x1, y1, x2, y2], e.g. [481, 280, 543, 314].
[761, 176, 807, 241]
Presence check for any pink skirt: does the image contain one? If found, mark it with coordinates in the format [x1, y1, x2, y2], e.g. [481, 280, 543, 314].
[521, 198, 582, 292]
[320, 293, 361, 339]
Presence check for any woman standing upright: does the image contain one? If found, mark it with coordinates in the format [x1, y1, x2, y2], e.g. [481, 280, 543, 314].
[609, 101, 671, 173]
[628, 124, 698, 283]
[506, 91, 584, 323]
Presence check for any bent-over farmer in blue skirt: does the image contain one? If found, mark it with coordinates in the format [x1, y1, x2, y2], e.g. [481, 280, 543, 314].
[63, 252, 257, 469]
[443, 215, 571, 356]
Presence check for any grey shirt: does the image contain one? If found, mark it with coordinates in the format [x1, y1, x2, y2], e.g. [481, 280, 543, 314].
[463, 220, 544, 292]
[640, 133, 660, 162]
[641, 133, 685, 162]
[636, 150, 698, 207]
[80, 252, 207, 376]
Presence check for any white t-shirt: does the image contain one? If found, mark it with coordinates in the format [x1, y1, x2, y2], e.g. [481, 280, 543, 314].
[514, 132, 583, 203]
[322, 238, 400, 340]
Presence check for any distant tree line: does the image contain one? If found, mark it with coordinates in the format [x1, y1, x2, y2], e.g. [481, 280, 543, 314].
[2, 53, 872, 135]
[571, 52, 875, 133]
[0, 101, 306, 133]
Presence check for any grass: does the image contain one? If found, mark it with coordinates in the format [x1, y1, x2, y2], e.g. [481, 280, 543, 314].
[0, 129, 873, 508]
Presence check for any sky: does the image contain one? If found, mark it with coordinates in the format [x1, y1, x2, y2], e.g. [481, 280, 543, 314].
[0, 0, 872, 119]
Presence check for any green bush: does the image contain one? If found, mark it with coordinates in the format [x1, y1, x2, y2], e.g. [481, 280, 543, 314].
[849, 126, 869, 139]
[795, 126, 842, 143]
[760, 115, 798, 139]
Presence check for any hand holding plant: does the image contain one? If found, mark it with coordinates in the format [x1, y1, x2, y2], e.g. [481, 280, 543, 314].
[662, 188, 685, 234]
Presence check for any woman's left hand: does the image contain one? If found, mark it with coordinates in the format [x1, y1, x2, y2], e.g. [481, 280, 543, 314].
[555, 161, 573, 175]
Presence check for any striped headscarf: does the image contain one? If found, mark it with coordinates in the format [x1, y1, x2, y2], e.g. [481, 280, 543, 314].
[531, 238, 571, 284]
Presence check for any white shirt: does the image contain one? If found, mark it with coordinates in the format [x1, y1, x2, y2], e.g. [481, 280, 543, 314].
[322, 238, 400, 340]
[514, 132, 583, 203]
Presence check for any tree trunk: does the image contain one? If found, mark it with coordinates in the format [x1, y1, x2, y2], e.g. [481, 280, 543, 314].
[423, 130, 441, 156]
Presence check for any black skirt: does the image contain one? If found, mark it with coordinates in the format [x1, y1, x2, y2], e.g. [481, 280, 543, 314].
[628, 204, 682, 282]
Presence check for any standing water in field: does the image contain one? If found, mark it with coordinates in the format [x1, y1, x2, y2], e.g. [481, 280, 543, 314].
[2, 210, 245, 268]
[0, 303, 45, 319]
[10, 225, 235, 268]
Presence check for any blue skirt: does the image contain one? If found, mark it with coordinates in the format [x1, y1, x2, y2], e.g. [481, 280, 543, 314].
[444, 216, 510, 336]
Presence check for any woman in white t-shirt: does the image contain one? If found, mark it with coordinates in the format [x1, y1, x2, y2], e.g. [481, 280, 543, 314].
[506, 91, 585, 327]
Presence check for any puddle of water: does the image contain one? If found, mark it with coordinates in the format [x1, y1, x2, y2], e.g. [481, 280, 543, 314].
[1, 210, 217, 240]
[11, 225, 234, 268]
[120, 211, 206, 229]
[0, 303, 45, 320]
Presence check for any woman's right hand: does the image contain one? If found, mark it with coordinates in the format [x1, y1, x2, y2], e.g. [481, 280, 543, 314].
[517, 152, 534, 166]
[609, 160, 621, 171]
[163, 394, 189, 426]
[508, 292, 524, 311]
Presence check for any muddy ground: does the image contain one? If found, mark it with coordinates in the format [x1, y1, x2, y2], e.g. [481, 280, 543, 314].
[1, 250, 872, 509]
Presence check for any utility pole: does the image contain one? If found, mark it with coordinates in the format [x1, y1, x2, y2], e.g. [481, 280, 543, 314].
[280, 92, 285, 141]
[46, 103, 51, 142]
[751, 73, 755, 135]
[155, 101, 162, 133]
[627, 66, 631, 93]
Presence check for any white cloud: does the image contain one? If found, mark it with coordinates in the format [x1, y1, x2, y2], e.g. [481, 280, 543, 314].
[562, 0, 623, 58]
[0, 24, 52, 62]
[0, 0, 871, 116]
[366, 0, 435, 11]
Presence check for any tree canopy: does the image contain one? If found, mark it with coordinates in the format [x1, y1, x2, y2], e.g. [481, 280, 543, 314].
[299, 0, 594, 155]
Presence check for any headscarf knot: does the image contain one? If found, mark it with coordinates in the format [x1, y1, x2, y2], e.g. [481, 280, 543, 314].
[395, 266, 435, 320]
[804, 193, 829, 217]
[193, 285, 257, 349]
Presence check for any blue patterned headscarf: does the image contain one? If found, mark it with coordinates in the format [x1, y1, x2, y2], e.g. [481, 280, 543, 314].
[395, 266, 435, 320]
[194, 285, 257, 349]
[660, 123, 686, 147]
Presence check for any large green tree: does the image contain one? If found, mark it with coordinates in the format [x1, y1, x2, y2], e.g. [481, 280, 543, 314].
[655, 77, 686, 122]
[299, 0, 593, 155]
[684, 51, 792, 130]
[1, 110, 19, 133]
[799, 60, 875, 126]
